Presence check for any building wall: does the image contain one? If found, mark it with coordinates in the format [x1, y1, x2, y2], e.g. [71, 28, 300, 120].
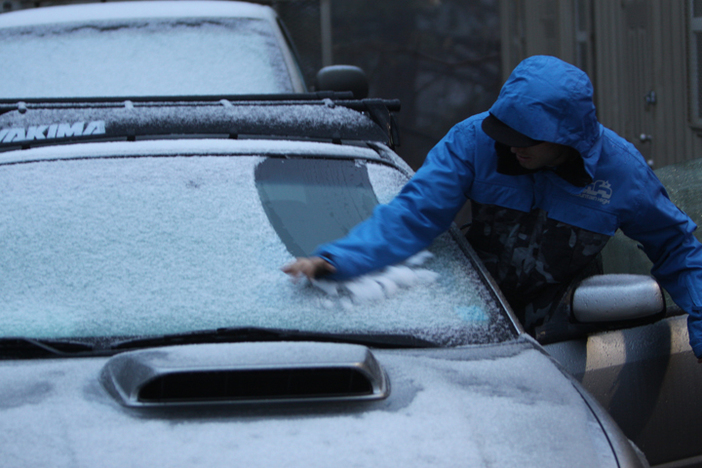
[500, 0, 702, 169]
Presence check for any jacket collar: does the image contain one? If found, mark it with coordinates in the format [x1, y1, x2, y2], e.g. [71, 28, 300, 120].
[494, 143, 592, 188]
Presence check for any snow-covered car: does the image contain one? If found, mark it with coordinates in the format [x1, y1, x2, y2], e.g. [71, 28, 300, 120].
[0, 0, 368, 99]
[0, 95, 647, 467]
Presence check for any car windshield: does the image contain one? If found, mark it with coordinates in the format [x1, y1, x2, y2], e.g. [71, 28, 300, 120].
[0, 152, 513, 347]
[0, 18, 295, 98]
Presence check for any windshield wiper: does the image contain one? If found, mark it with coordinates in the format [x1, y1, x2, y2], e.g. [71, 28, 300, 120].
[109, 326, 438, 351]
[0, 328, 438, 359]
[0, 337, 107, 359]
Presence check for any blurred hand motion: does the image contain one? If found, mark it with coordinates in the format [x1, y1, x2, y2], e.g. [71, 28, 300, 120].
[282, 256, 336, 281]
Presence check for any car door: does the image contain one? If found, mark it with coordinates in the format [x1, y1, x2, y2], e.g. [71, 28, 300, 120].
[545, 313, 702, 466]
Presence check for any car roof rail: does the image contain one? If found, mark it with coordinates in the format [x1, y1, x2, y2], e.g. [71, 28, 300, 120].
[0, 92, 400, 110]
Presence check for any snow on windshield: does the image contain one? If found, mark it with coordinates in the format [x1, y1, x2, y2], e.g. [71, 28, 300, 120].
[0, 156, 510, 346]
[0, 18, 294, 98]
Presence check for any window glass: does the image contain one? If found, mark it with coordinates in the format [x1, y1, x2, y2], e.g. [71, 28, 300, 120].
[256, 158, 379, 257]
[694, 0, 702, 17]
[0, 156, 512, 346]
[697, 32, 702, 120]
[574, 0, 592, 74]
[0, 18, 294, 98]
[690, 2, 702, 125]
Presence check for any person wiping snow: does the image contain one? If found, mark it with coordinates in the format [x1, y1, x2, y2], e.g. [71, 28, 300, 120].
[284, 55, 702, 363]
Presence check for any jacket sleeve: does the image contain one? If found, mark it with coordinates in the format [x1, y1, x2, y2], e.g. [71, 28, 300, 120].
[313, 121, 477, 280]
[619, 167, 702, 358]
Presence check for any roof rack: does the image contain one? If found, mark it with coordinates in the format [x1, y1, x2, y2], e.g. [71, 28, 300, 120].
[0, 93, 401, 152]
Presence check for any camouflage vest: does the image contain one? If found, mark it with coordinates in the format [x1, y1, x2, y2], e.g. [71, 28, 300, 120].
[466, 201, 610, 332]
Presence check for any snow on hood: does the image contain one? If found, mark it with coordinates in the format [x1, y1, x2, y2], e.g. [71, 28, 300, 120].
[488, 55, 604, 178]
[0, 342, 617, 468]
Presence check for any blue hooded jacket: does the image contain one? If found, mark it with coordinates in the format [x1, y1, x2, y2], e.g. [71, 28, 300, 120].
[314, 55, 702, 358]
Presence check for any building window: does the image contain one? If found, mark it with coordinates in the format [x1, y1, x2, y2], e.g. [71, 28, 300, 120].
[689, 0, 702, 126]
[574, 0, 593, 77]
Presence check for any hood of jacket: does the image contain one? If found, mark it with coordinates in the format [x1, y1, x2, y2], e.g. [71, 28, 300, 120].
[488, 55, 603, 179]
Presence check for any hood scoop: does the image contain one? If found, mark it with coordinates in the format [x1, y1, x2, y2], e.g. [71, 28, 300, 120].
[100, 341, 389, 407]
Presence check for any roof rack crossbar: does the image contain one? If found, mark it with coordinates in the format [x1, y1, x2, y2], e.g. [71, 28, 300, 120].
[0, 94, 402, 151]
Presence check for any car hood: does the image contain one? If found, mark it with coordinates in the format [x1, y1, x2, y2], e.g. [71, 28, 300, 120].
[0, 338, 623, 467]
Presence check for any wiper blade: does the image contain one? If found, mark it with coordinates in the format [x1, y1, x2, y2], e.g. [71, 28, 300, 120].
[0, 337, 106, 359]
[110, 326, 438, 351]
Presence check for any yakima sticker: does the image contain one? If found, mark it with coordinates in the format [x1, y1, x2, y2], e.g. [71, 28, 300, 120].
[0, 120, 106, 143]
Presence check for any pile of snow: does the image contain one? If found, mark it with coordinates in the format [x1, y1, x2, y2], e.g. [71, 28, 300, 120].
[311, 251, 440, 310]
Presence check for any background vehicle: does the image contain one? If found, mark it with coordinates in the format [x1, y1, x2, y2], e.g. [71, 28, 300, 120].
[0, 1, 367, 99]
[0, 95, 645, 467]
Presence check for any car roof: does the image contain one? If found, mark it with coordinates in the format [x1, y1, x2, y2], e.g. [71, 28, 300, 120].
[0, 1, 276, 28]
[0, 138, 386, 167]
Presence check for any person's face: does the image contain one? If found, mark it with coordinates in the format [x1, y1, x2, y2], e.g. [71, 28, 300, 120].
[511, 142, 571, 169]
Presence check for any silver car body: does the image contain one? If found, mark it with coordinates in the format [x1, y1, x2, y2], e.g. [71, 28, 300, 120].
[546, 315, 701, 467]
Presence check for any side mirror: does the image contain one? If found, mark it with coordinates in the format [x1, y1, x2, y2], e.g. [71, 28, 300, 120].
[572, 274, 665, 323]
[315, 65, 369, 99]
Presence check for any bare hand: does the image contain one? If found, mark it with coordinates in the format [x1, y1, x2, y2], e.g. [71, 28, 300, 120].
[282, 256, 336, 281]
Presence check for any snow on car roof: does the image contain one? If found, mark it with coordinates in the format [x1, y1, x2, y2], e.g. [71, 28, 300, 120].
[0, 139, 385, 166]
[0, 1, 275, 28]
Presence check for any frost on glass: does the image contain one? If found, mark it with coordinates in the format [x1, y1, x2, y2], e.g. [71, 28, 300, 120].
[0, 18, 294, 98]
[366, 161, 409, 204]
[0, 156, 510, 346]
